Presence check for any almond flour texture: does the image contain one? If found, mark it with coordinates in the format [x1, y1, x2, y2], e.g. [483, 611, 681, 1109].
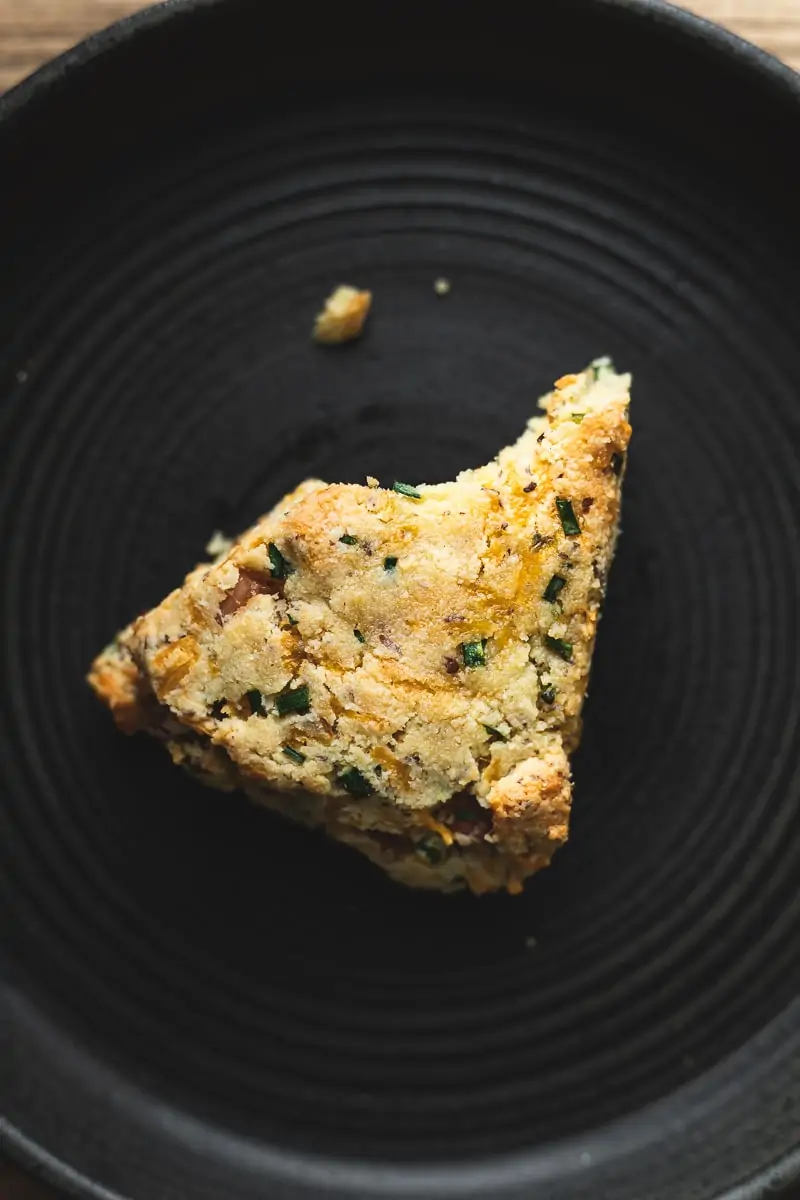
[89, 361, 631, 894]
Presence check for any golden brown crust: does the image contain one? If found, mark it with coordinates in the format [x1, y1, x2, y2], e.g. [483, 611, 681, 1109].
[89, 360, 631, 894]
[86, 639, 154, 735]
[488, 746, 571, 857]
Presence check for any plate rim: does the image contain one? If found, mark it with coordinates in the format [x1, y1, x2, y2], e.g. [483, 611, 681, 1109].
[0, 0, 798, 128]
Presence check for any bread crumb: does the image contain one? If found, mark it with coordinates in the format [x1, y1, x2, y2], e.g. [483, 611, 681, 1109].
[205, 530, 233, 559]
[313, 285, 372, 345]
[366, 476, 380, 488]
[434, 277, 451, 296]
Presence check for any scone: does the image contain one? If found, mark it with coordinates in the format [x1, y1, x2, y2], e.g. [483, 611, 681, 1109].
[89, 360, 631, 894]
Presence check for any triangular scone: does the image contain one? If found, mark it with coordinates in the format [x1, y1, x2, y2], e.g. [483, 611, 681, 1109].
[89, 361, 631, 894]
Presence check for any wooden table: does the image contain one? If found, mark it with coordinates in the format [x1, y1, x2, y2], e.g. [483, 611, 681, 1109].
[0, 0, 798, 1196]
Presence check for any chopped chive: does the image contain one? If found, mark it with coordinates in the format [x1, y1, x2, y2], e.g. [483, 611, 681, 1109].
[287, 615, 298, 626]
[611, 452, 624, 476]
[275, 683, 311, 716]
[339, 534, 359, 545]
[545, 635, 573, 661]
[268, 542, 294, 579]
[354, 628, 366, 643]
[392, 481, 422, 499]
[555, 498, 581, 536]
[338, 767, 372, 797]
[384, 556, 398, 571]
[592, 357, 615, 380]
[461, 639, 487, 669]
[283, 745, 306, 765]
[246, 689, 266, 716]
[417, 833, 446, 865]
[570, 413, 585, 424]
[539, 684, 557, 706]
[483, 724, 507, 742]
[543, 574, 567, 603]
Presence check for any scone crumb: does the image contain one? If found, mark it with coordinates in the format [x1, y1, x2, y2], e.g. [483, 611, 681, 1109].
[313, 284, 372, 345]
[434, 277, 451, 296]
[205, 530, 234, 559]
[366, 475, 380, 489]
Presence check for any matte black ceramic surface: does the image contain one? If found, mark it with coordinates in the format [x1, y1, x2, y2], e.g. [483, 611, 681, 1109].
[1, 1, 800, 1197]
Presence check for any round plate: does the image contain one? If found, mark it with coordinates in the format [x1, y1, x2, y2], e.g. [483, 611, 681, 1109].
[1, 2, 800, 1197]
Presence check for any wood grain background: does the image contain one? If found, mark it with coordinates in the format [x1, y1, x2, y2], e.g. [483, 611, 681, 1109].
[0, 0, 798, 1197]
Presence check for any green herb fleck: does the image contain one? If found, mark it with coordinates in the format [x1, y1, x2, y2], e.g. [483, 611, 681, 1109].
[543, 574, 567, 603]
[392, 481, 422, 499]
[417, 833, 447, 865]
[246, 689, 266, 716]
[611, 452, 624, 476]
[354, 629, 366, 644]
[539, 685, 557, 706]
[592, 356, 615, 380]
[462, 639, 487, 668]
[384, 556, 398, 571]
[283, 745, 306, 765]
[483, 724, 507, 742]
[545, 635, 573, 661]
[338, 767, 372, 797]
[555, 497, 581, 536]
[275, 683, 311, 717]
[339, 534, 359, 545]
[287, 615, 298, 626]
[571, 413, 585, 424]
[268, 542, 294, 579]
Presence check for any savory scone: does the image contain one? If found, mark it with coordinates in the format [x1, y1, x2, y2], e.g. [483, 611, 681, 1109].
[89, 360, 631, 894]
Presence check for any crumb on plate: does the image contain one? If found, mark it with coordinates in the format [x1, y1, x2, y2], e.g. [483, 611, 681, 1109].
[313, 284, 372, 345]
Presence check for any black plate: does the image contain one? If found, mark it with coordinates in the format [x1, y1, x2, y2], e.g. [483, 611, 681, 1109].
[1, 1, 800, 1197]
